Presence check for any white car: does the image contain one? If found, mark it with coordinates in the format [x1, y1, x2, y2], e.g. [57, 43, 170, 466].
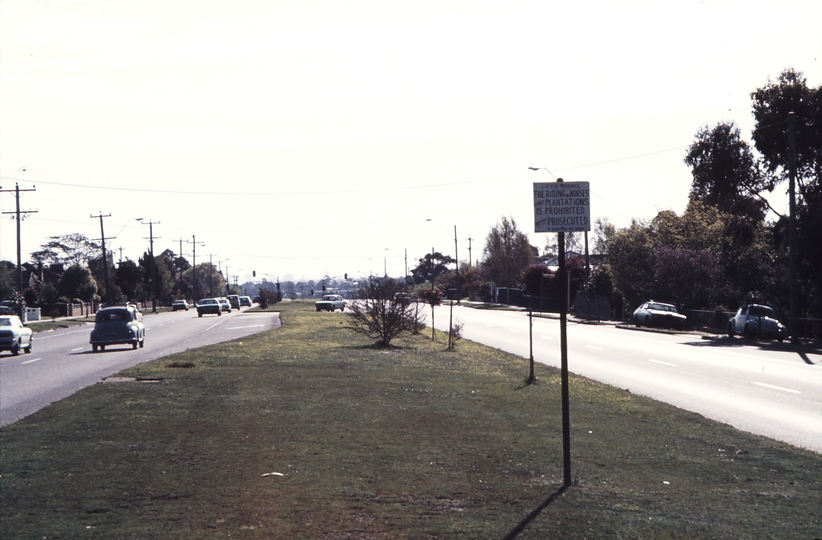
[0, 315, 33, 355]
[315, 294, 346, 312]
[632, 301, 687, 329]
[727, 304, 787, 341]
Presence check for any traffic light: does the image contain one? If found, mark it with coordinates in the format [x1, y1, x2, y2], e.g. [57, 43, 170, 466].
[253, 270, 256, 277]
[344, 273, 348, 280]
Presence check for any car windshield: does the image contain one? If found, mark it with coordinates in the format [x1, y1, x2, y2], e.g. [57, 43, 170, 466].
[201, 299, 217, 305]
[750, 306, 774, 317]
[0, 318, 12, 326]
[650, 303, 676, 312]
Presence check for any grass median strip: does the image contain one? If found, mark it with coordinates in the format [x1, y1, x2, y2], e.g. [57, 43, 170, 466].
[1, 301, 820, 538]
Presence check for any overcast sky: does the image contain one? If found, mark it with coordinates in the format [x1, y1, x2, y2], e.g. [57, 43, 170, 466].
[1, 0, 819, 284]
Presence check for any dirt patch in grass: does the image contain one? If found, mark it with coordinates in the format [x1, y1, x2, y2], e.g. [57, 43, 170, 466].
[1, 302, 819, 538]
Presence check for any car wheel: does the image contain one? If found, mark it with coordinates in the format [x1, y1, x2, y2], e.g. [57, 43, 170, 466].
[218, 311, 222, 316]
[133, 341, 138, 349]
[198, 312, 202, 317]
[634, 315, 641, 327]
[11, 343, 20, 356]
[92, 344, 98, 352]
[100, 345, 106, 351]
[728, 322, 735, 338]
[743, 325, 752, 339]
[24, 341, 32, 353]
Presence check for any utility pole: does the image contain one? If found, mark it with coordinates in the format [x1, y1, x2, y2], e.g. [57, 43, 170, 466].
[454, 225, 460, 303]
[140, 219, 160, 313]
[467, 238, 473, 270]
[787, 112, 799, 344]
[174, 238, 185, 296]
[187, 235, 205, 302]
[1, 183, 37, 320]
[90, 212, 114, 305]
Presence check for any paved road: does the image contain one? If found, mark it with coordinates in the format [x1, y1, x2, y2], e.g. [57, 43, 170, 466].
[0, 308, 281, 427]
[424, 304, 822, 453]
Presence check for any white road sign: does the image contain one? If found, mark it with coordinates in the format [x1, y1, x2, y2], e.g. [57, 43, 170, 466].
[533, 181, 591, 233]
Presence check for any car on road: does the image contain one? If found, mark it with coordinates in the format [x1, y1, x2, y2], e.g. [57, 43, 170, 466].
[632, 301, 687, 329]
[0, 315, 33, 355]
[240, 295, 252, 307]
[727, 304, 787, 341]
[227, 294, 241, 310]
[89, 305, 145, 352]
[218, 297, 232, 313]
[394, 292, 411, 306]
[172, 299, 189, 311]
[315, 294, 346, 312]
[197, 298, 222, 317]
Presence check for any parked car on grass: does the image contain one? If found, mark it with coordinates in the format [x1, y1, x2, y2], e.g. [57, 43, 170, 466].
[632, 301, 687, 329]
[196, 298, 222, 317]
[172, 299, 189, 311]
[727, 304, 787, 341]
[315, 294, 346, 312]
[89, 305, 145, 352]
[0, 315, 33, 355]
[393, 292, 411, 306]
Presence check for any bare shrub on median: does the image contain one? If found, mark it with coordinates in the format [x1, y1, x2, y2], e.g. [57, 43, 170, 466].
[346, 277, 423, 347]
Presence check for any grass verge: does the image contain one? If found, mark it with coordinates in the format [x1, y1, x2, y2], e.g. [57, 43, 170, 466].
[1, 301, 819, 538]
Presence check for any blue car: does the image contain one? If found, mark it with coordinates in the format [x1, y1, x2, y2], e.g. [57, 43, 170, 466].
[90, 305, 145, 352]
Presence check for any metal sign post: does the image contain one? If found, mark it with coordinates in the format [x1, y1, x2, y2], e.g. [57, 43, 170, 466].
[533, 179, 590, 487]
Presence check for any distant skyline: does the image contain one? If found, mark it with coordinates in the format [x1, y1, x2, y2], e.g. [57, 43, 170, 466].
[1, 0, 819, 282]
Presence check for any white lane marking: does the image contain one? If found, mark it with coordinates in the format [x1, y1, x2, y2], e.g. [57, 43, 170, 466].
[585, 345, 604, 351]
[649, 359, 677, 367]
[22, 358, 42, 364]
[227, 324, 265, 330]
[753, 382, 801, 394]
[71, 347, 84, 352]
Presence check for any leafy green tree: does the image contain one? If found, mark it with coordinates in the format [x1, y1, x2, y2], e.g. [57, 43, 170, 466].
[751, 68, 820, 201]
[684, 122, 766, 220]
[0, 260, 16, 300]
[33, 233, 100, 267]
[410, 252, 455, 285]
[57, 264, 98, 302]
[607, 219, 655, 312]
[483, 216, 536, 287]
[115, 259, 144, 302]
[87, 254, 121, 304]
[591, 217, 616, 255]
[653, 246, 720, 308]
[751, 68, 822, 319]
[521, 264, 553, 297]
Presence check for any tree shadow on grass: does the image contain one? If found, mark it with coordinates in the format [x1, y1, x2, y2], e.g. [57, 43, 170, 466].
[502, 484, 568, 539]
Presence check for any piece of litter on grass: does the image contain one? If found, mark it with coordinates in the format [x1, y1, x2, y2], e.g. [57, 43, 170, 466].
[262, 472, 284, 477]
[662, 481, 670, 485]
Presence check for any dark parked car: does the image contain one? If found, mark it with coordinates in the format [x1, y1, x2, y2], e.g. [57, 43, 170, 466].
[0, 315, 33, 355]
[632, 301, 687, 329]
[90, 305, 145, 352]
[172, 299, 189, 311]
[728, 304, 787, 341]
[197, 298, 222, 317]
